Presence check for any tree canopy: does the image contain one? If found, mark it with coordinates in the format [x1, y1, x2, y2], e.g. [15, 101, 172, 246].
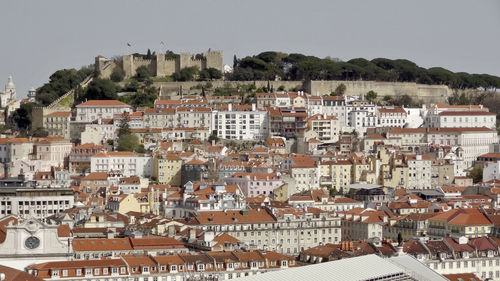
[36, 66, 93, 106]
[227, 52, 500, 90]
[80, 78, 118, 101]
[8, 102, 43, 133]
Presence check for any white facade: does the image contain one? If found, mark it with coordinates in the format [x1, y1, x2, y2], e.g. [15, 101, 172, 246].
[90, 152, 153, 177]
[436, 112, 497, 129]
[408, 155, 432, 189]
[483, 161, 500, 182]
[75, 100, 132, 123]
[428, 128, 499, 168]
[404, 107, 424, 128]
[213, 104, 268, 140]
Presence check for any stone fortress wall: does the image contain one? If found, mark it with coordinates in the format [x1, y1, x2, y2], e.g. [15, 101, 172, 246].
[95, 50, 223, 79]
[306, 80, 452, 104]
[154, 80, 452, 104]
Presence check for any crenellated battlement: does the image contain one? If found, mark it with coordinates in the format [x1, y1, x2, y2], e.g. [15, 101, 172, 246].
[96, 50, 223, 79]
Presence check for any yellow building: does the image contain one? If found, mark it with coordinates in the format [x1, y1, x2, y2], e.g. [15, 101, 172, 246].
[154, 152, 182, 185]
[107, 193, 150, 214]
[319, 159, 352, 192]
[273, 183, 290, 202]
[43, 111, 71, 139]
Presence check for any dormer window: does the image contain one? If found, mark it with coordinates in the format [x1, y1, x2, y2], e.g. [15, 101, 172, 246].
[76, 269, 82, 276]
[282, 261, 288, 266]
[86, 268, 92, 275]
[51, 270, 59, 277]
[197, 264, 204, 271]
[228, 263, 233, 269]
[94, 268, 100, 275]
[188, 264, 193, 270]
[142, 266, 149, 273]
[120, 267, 126, 274]
[170, 265, 177, 271]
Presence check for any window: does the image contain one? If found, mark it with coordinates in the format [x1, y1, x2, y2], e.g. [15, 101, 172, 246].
[76, 269, 82, 276]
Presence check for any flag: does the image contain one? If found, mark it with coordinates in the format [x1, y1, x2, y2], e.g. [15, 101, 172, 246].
[127, 42, 131, 47]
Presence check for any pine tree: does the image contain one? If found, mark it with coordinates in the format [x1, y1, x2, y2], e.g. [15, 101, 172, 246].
[146, 49, 152, 59]
[118, 113, 131, 138]
[233, 55, 238, 68]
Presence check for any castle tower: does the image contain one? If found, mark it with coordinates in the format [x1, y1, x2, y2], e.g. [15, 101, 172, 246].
[28, 87, 36, 102]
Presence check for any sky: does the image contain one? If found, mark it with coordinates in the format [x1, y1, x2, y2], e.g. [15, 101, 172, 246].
[1, 0, 499, 98]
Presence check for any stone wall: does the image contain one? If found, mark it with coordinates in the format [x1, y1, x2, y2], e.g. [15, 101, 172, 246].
[150, 80, 451, 104]
[306, 80, 452, 104]
[151, 80, 304, 98]
[96, 50, 224, 79]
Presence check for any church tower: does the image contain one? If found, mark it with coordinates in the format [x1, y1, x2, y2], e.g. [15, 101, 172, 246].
[5, 74, 16, 100]
[28, 87, 36, 102]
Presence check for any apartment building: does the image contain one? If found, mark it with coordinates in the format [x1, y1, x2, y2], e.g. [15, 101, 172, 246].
[75, 100, 132, 123]
[213, 104, 268, 140]
[90, 151, 153, 177]
[43, 111, 71, 139]
[191, 207, 341, 255]
[305, 114, 339, 143]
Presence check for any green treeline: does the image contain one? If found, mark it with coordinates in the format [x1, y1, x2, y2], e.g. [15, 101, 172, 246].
[229, 52, 500, 90]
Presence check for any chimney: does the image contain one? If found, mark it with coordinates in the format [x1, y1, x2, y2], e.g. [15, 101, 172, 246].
[189, 228, 196, 240]
[167, 225, 175, 237]
[3, 164, 9, 178]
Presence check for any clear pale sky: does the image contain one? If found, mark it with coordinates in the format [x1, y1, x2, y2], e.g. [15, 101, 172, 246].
[1, 0, 499, 98]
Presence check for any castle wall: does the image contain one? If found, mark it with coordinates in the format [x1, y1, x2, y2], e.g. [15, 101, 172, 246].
[307, 80, 452, 104]
[132, 58, 156, 77]
[152, 81, 304, 97]
[97, 51, 224, 79]
[205, 51, 224, 72]
[122, 55, 134, 78]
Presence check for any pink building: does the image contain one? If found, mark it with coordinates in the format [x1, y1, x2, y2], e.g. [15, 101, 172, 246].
[225, 172, 283, 197]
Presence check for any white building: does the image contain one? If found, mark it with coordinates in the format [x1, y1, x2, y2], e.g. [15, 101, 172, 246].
[175, 106, 212, 129]
[90, 151, 153, 177]
[0, 177, 74, 219]
[1, 75, 16, 108]
[483, 161, 500, 182]
[408, 155, 432, 189]
[376, 107, 407, 128]
[434, 111, 496, 129]
[75, 100, 132, 123]
[213, 104, 268, 140]
[427, 127, 499, 168]
[404, 107, 424, 128]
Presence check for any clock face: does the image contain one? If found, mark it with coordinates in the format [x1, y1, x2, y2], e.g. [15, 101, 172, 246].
[25, 236, 40, 249]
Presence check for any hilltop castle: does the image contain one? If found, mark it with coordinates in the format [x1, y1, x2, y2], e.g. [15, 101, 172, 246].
[95, 50, 223, 79]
